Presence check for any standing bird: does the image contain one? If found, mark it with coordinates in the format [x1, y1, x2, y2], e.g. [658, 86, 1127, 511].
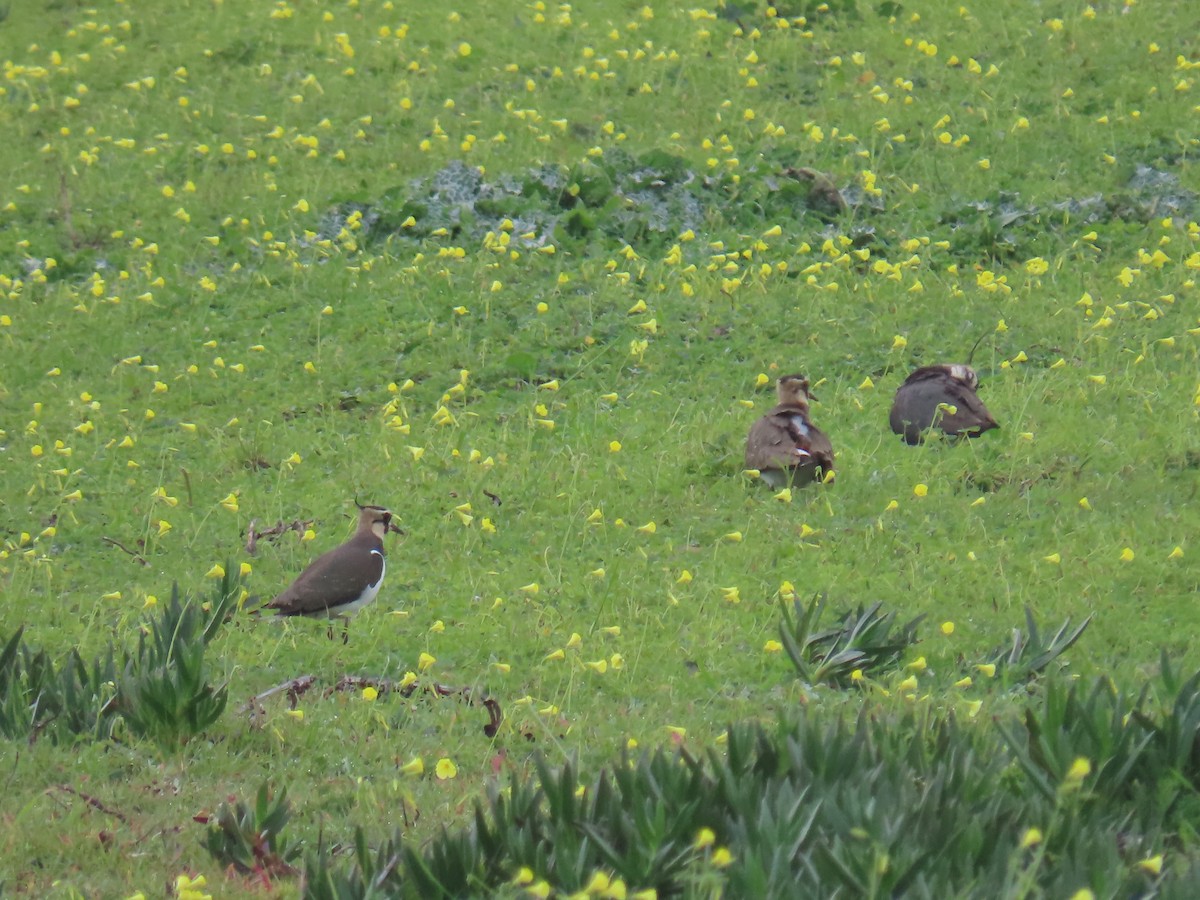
[745, 374, 835, 488]
[266, 503, 398, 638]
[889, 365, 999, 445]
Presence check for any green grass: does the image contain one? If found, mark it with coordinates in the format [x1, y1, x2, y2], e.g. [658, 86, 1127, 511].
[0, 0, 1198, 895]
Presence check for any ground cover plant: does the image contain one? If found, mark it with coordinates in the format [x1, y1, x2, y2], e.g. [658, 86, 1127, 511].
[0, 0, 1197, 895]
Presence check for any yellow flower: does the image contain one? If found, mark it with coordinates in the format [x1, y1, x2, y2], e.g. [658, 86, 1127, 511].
[400, 756, 424, 776]
[1137, 854, 1164, 876]
[711, 847, 734, 868]
[764, 640, 783, 653]
[583, 871, 612, 894]
[362, 686, 378, 701]
[1120, 547, 1135, 562]
[1044, 553, 1061, 564]
[205, 564, 225, 579]
[1065, 756, 1091, 783]
[976, 663, 996, 678]
[913, 483, 928, 498]
[637, 521, 656, 534]
[435, 757, 458, 779]
[1019, 827, 1042, 849]
[694, 827, 715, 849]
[174, 873, 212, 900]
[941, 621, 955, 635]
[418, 652, 436, 672]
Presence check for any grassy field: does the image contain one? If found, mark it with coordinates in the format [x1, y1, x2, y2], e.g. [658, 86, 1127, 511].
[1, 0, 1198, 895]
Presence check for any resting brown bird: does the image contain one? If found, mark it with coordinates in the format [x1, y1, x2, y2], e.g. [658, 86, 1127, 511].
[266, 504, 399, 636]
[783, 166, 848, 216]
[744, 374, 835, 488]
[889, 365, 999, 445]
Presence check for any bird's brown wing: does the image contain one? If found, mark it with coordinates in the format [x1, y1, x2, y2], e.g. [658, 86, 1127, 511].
[800, 422, 835, 471]
[891, 376, 997, 442]
[746, 410, 801, 471]
[902, 365, 955, 387]
[267, 543, 384, 616]
[935, 380, 998, 436]
[746, 406, 833, 472]
[890, 381, 935, 442]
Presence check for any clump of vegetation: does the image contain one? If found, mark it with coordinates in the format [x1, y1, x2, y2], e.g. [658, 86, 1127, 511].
[987, 606, 1094, 686]
[777, 593, 923, 686]
[283, 657, 1200, 897]
[201, 782, 301, 883]
[302, 827, 407, 900]
[0, 625, 119, 744]
[0, 567, 239, 750]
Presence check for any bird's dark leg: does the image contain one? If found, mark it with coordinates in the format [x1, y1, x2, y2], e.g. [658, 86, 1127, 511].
[341, 620, 350, 645]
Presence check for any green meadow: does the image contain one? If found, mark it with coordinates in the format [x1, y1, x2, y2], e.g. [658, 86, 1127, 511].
[1, 0, 1198, 895]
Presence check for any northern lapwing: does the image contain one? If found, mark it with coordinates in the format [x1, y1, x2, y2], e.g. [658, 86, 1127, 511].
[783, 166, 848, 217]
[889, 364, 999, 445]
[266, 502, 399, 640]
[745, 374, 835, 488]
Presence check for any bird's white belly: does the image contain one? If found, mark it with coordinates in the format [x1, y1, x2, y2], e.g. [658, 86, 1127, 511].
[336, 551, 385, 616]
